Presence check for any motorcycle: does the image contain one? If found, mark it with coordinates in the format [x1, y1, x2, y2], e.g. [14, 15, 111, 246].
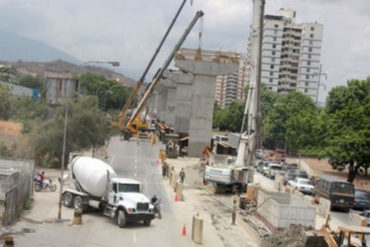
[34, 174, 57, 192]
[153, 199, 162, 219]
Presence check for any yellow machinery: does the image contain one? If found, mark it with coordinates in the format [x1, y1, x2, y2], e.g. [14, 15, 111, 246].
[111, 0, 189, 139]
[113, 10, 204, 140]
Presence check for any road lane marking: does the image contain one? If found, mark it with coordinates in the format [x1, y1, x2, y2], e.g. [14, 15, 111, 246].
[133, 230, 137, 243]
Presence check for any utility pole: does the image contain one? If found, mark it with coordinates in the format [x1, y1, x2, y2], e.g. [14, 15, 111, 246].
[58, 79, 70, 221]
[314, 64, 327, 107]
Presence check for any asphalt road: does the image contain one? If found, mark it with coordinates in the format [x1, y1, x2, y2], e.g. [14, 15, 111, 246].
[12, 138, 190, 247]
[107, 137, 189, 247]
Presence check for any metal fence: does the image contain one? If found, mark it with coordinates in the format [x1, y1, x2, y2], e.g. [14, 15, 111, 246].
[0, 159, 34, 225]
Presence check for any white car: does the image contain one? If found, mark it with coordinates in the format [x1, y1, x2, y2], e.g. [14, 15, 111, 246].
[289, 178, 314, 195]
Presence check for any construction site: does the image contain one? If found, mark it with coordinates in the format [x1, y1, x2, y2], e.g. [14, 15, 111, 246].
[0, 0, 369, 246]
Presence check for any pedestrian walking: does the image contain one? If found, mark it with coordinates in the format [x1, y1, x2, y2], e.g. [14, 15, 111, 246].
[231, 194, 238, 225]
[162, 162, 168, 178]
[179, 168, 185, 183]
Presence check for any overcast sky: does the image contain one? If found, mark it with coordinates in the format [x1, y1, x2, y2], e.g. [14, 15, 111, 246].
[0, 0, 369, 101]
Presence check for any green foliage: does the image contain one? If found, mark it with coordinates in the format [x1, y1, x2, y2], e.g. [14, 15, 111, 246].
[18, 75, 45, 89]
[23, 198, 32, 210]
[77, 73, 132, 111]
[260, 83, 279, 119]
[264, 92, 315, 149]
[213, 84, 278, 133]
[213, 100, 244, 132]
[29, 96, 110, 167]
[0, 85, 12, 120]
[324, 77, 370, 180]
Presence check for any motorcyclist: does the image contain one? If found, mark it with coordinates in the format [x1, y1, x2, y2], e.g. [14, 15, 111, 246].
[151, 195, 161, 219]
[151, 195, 158, 204]
[40, 171, 45, 187]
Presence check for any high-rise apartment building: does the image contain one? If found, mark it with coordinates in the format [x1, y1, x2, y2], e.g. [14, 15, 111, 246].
[245, 9, 324, 101]
[215, 60, 246, 109]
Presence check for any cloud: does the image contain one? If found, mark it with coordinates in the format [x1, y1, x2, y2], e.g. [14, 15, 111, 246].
[0, 0, 369, 101]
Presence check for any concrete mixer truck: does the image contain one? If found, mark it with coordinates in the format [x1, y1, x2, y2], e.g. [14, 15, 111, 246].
[62, 156, 155, 227]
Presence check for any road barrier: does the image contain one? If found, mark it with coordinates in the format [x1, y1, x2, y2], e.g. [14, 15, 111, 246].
[73, 209, 82, 225]
[176, 182, 184, 201]
[3, 236, 14, 247]
[192, 214, 203, 244]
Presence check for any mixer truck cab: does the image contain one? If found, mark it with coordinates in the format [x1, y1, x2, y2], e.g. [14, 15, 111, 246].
[62, 156, 155, 228]
[107, 178, 155, 226]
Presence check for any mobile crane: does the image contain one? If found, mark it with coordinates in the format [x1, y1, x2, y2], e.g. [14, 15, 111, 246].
[204, 0, 265, 192]
[111, 0, 189, 139]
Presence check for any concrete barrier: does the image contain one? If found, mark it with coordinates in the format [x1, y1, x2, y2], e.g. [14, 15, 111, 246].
[176, 182, 184, 201]
[348, 210, 366, 227]
[316, 198, 331, 218]
[192, 214, 203, 244]
[256, 189, 316, 232]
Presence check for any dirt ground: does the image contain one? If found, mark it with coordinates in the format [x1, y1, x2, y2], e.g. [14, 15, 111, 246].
[166, 157, 260, 247]
[0, 120, 22, 137]
[302, 158, 370, 191]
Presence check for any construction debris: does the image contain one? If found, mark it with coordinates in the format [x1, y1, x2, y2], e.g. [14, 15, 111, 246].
[244, 215, 271, 238]
[261, 225, 328, 247]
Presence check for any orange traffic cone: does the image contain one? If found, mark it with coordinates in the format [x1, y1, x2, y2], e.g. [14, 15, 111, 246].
[182, 224, 186, 236]
[174, 194, 178, 202]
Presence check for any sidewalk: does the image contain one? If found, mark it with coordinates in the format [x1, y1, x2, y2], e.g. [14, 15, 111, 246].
[164, 157, 260, 247]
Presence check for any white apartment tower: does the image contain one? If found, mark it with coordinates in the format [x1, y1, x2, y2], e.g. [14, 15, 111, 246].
[246, 9, 324, 100]
[215, 60, 246, 109]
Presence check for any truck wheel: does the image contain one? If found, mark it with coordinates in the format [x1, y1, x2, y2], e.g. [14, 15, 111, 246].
[117, 210, 126, 228]
[143, 219, 151, 226]
[73, 196, 84, 211]
[63, 192, 73, 208]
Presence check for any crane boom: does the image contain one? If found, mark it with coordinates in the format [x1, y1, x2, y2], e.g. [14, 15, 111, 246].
[127, 11, 204, 127]
[234, 0, 264, 182]
[115, 0, 188, 127]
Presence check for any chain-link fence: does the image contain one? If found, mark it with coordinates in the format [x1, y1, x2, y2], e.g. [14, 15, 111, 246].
[0, 159, 34, 225]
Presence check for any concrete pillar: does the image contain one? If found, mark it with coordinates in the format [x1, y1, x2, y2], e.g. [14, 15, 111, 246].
[164, 71, 194, 133]
[175, 59, 238, 157]
[157, 86, 167, 122]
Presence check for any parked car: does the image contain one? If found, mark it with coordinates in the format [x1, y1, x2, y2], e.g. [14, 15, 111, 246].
[284, 171, 296, 184]
[266, 164, 283, 179]
[262, 163, 275, 176]
[257, 161, 269, 173]
[255, 149, 264, 159]
[359, 210, 370, 226]
[282, 162, 298, 171]
[294, 170, 309, 179]
[314, 175, 355, 211]
[289, 178, 314, 195]
[353, 190, 370, 211]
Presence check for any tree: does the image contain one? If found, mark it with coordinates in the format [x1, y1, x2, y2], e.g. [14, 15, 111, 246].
[260, 83, 279, 119]
[0, 85, 12, 120]
[286, 109, 327, 156]
[325, 77, 370, 182]
[18, 75, 45, 89]
[77, 73, 132, 111]
[213, 100, 244, 132]
[213, 84, 278, 132]
[264, 92, 315, 149]
[29, 96, 110, 167]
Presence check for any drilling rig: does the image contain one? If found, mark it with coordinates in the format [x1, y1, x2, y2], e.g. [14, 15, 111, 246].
[204, 0, 265, 193]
